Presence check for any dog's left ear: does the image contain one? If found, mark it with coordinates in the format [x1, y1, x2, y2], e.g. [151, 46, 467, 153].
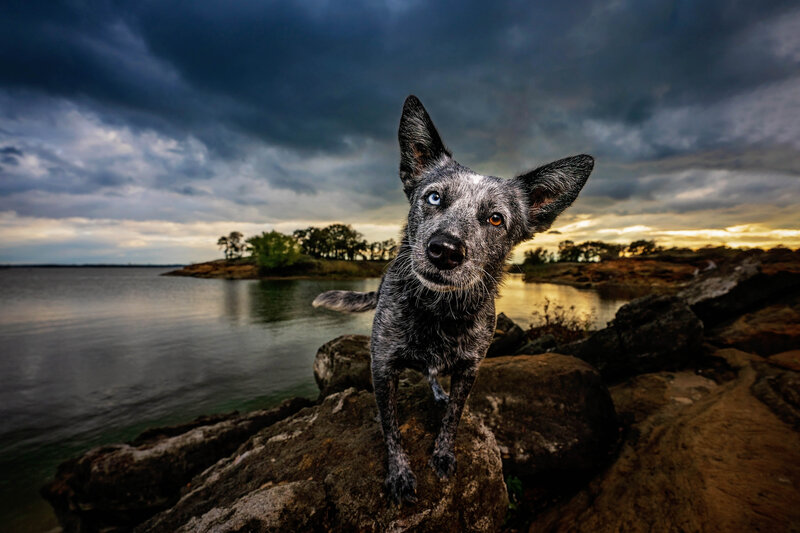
[398, 95, 452, 199]
[513, 154, 594, 234]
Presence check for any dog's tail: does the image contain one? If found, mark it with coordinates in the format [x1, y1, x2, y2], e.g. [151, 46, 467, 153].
[312, 290, 379, 313]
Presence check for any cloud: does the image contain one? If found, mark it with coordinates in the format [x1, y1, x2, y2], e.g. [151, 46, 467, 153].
[0, 1, 799, 262]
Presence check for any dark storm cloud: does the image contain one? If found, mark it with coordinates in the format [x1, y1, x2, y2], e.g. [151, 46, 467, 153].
[0, 0, 799, 226]
[0, 146, 22, 166]
[3, 1, 796, 151]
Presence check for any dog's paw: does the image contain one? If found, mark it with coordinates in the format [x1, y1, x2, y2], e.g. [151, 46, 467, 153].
[430, 450, 457, 480]
[385, 466, 418, 505]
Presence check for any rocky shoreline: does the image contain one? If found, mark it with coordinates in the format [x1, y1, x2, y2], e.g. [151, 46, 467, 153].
[43, 255, 800, 532]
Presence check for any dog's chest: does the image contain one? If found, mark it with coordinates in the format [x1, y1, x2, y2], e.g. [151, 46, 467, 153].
[398, 302, 493, 369]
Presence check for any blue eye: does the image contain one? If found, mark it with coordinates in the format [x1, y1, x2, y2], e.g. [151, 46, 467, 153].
[426, 192, 441, 205]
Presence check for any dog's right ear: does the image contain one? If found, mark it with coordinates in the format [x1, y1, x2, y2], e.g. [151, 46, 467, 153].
[398, 95, 452, 199]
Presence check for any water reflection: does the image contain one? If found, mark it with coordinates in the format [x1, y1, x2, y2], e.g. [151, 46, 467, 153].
[224, 273, 627, 331]
[0, 268, 629, 532]
[497, 275, 628, 329]
[247, 280, 305, 323]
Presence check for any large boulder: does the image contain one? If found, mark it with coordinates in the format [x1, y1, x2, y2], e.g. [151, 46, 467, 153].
[314, 334, 372, 398]
[41, 397, 314, 533]
[138, 384, 508, 532]
[678, 256, 800, 327]
[486, 313, 527, 357]
[513, 333, 557, 356]
[172, 480, 328, 533]
[529, 348, 800, 532]
[561, 295, 704, 382]
[468, 354, 617, 476]
[708, 298, 800, 356]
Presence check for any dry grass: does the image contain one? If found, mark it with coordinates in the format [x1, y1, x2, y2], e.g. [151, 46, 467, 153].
[527, 297, 595, 344]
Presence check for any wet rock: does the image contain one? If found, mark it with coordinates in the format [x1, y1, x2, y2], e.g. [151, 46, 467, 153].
[514, 333, 557, 355]
[486, 313, 526, 357]
[41, 397, 313, 533]
[708, 298, 800, 356]
[678, 257, 800, 327]
[468, 354, 617, 476]
[561, 295, 704, 382]
[314, 334, 372, 398]
[529, 348, 800, 532]
[139, 385, 508, 533]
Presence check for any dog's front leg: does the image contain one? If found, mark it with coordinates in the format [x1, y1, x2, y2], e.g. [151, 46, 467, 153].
[373, 364, 417, 504]
[430, 362, 478, 479]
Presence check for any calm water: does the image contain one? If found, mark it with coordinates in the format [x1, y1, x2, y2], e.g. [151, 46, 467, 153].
[0, 268, 628, 532]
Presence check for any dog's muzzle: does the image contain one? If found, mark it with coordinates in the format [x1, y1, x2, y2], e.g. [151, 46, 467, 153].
[426, 233, 466, 270]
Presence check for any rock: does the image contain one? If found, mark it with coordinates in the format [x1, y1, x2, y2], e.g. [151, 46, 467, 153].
[678, 257, 800, 327]
[768, 350, 800, 372]
[139, 385, 508, 533]
[610, 371, 718, 425]
[468, 354, 617, 476]
[314, 334, 372, 398]
[174, 480, 328, 533]
[513, 333, 557, 355]
[708, 298, 800, 356]
[561, 295, 704, 382]
[41, 397, 314, 533]
[529, 348, 800, 532]
[751, 359, 800, 430]
[486, 313, 526, 357]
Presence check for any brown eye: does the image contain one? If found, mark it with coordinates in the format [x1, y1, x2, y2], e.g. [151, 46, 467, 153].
[488, 213, 503, 226]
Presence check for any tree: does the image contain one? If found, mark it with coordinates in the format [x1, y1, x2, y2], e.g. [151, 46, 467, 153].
[557, 240, 582, 262]
[217, 236, 230, 260]
[227, 231, 245, 259]
[247, 231, 303, 270]
[382, 239, 398, 259]
[523, 247, 553, 265]
[627, 239, 659, 256]
[217, 232, 245, 260]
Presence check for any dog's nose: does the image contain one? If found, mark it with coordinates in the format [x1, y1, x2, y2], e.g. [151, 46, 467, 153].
[426, 234, 466, 270]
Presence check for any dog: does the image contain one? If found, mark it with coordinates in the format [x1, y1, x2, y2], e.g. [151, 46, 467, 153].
[313, 95, 593, 504]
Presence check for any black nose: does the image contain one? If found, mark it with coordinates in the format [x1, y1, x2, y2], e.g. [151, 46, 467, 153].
[426, 234, 466, 270]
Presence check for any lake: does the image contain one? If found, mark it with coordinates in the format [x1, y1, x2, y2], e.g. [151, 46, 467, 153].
[0, 267, 628, 532]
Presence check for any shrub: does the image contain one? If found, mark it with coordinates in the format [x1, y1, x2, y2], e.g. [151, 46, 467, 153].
[528, 297, 595, 344]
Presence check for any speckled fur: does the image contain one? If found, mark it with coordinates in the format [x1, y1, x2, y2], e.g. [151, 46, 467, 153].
[314, 95, 594, 504]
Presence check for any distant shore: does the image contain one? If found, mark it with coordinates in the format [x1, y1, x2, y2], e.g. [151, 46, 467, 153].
[517, 248, 800, 296]
[164, 249, 800, 289]
[1, 264, 183, 268]
[163, 258, 391, 280]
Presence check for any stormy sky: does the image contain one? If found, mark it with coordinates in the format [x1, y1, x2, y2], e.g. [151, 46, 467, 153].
[1, 0, 799, 263]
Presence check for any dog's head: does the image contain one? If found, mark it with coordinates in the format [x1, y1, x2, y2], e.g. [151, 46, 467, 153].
[398, 95, 594, 292]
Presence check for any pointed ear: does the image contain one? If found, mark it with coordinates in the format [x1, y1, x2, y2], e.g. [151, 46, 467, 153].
[513, 154, 594, 234]
[398, 95, 452, 199]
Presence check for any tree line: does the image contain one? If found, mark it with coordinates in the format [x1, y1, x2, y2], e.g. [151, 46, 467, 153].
[522, 239, 663, 265]
[216, 225, 398, 269]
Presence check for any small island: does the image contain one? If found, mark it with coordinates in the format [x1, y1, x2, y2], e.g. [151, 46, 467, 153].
[164, 224, 396, 280]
